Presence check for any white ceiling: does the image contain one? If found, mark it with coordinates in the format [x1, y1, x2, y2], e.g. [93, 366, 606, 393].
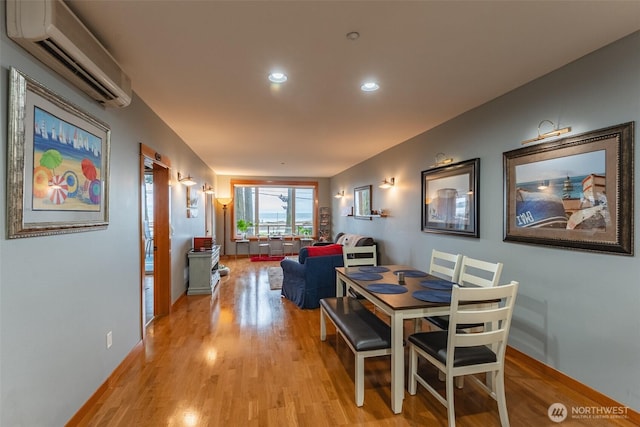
[66, 1, 640, 178]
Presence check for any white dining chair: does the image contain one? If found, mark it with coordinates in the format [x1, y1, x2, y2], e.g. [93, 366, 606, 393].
[425, 255, 503, 331]
[414, 250, 462, 332]
[425, 255, 504, 387]
[342, 245, 377, 267]
[408, 281, 519, 427]
[342, 245, 377, 303]
[429, 249, 463, 282]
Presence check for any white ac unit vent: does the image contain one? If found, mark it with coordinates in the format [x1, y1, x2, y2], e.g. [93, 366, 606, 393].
[6, 0, 132, 108]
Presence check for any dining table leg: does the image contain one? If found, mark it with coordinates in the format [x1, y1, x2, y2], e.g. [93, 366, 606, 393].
[336, 272, 346, 297]
[390, 312, 405, 414]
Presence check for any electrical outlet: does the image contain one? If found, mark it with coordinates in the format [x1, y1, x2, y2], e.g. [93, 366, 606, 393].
[106, 331, 113, 349]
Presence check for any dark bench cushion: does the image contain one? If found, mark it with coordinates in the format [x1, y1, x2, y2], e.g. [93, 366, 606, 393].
[320, 297, 391, 352]
[408, 331, 496, 367]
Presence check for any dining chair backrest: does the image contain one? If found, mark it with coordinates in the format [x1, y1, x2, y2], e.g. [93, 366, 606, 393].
[458, 256, 503, 288]
[407, 281, 519, 426]
[447, 281, 518, 364]
[343, 245, 377, 267]
[429, 250, 462, 282]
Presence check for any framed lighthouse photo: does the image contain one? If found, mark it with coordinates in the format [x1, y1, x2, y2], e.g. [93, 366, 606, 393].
[7, 67, 110, 238]
[503, 122, 633, 255]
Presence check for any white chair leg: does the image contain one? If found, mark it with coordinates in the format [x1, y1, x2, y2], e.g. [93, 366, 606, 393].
[355, 353, 364, 406]
[495, 370, 510, 427]
[446, 374, 456, 427]
[408, 345, 418, 395]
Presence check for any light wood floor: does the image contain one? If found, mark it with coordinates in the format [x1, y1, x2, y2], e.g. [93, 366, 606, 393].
[73, 258, 636, 426]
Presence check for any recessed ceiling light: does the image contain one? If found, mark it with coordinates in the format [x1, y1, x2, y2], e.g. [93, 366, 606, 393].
[361, 81, 379, 92]
[268, 72, 288, 83]
[346, 31, 360, 41]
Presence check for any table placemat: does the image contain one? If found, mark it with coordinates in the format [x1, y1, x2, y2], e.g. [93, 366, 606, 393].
[359, 266, 390, 273]
[392, 269, 428, 278]
[419, 278, 455, 290]
[366, 283, 408, 294]
[412, 289, 452, 303]
[346, 272, 384, 281]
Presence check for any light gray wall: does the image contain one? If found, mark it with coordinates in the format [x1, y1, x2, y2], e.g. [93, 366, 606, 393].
[0, 5, 216, 425]
[332, 32, 640, 410]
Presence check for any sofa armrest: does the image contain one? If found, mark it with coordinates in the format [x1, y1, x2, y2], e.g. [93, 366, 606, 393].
[280, 259, 307, 308]
[281, 258, 305, 277]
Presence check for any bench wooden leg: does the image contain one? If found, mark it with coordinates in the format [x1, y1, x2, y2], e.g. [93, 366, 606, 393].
[320, 307, 327, 341]
[355, 353, 365, 406]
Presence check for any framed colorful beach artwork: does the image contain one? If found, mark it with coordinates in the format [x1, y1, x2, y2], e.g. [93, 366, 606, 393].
[503, 122, 634, 255]
[7, 67, 110, 238]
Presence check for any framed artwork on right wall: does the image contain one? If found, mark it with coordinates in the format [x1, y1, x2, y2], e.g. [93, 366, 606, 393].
[503, 122, 634, 255]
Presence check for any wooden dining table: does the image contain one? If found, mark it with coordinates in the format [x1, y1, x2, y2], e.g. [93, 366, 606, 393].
[335, 264, 462, 414]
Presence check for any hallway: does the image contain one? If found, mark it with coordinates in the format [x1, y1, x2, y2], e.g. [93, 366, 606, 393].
[72, 258, 636, 426]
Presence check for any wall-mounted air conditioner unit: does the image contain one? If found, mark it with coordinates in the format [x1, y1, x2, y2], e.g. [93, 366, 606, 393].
[6, 0, 132, 108]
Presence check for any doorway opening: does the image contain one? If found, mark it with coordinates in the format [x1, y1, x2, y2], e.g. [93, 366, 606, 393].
[140, 144, 172, 336]
[143, 162, 154, 325]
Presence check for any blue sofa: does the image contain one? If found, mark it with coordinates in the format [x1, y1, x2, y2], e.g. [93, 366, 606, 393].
[280, 234, 376, 309]
[280, 247, 344, 309]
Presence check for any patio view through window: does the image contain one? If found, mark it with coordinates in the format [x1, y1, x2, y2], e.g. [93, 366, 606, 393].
[233, 181, 317, 237]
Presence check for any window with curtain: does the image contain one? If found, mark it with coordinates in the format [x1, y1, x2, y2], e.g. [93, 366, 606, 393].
[232, 180, 317, 237]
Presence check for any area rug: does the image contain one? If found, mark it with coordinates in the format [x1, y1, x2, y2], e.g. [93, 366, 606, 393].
[250, 255, 285, 262]
[267, 266, 283, 290]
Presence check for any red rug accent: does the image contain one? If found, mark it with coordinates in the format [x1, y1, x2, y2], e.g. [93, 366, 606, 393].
[250, 255, 285, 262]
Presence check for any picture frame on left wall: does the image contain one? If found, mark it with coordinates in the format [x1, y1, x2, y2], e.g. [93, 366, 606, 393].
[7, 67, 111, 238]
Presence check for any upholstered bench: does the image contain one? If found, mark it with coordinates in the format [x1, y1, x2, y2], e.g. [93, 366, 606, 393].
[319, 297, 392, 406]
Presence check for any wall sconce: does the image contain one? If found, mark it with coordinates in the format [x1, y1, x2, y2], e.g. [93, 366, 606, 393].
[379, 177, 395, 189]
[177, 172, 196, 186]
[521, 120, 571, 145]
[334, 190, 344, 199]
[432, 153, 454, 167]
[202, 184, 215, 194]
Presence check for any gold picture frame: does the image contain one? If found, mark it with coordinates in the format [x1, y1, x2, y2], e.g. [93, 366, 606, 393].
[7, 67, 110, 238]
